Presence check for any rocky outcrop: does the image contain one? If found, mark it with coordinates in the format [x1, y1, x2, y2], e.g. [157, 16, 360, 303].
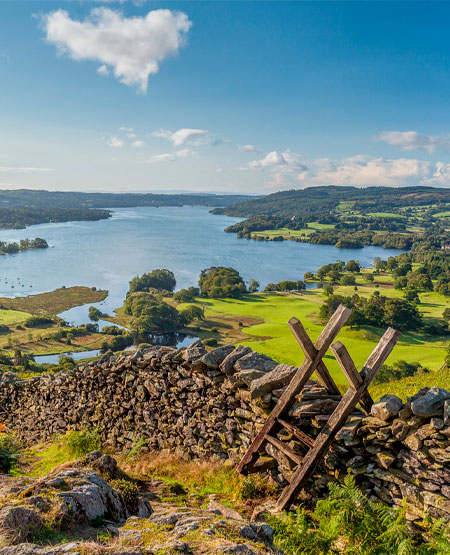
[0, 341, 449, 524]
[0, 452, 152, 547]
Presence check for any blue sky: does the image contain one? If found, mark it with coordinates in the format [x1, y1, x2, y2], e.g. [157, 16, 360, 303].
[1, 1, 450, 193]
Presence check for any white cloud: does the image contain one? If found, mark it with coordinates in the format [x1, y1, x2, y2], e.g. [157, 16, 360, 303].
[248, 149, 308, 187]
[148, 148, 195, 162]
[422, 162, 450, 186]
[298, 155, 430, 187]
[119, 126, 134, 133]
[105, 136, 124, 148]
[238, 144, 259, 153]
[0, 167, 53, 173]
[42, 7, 192, 93]
[152, 128, 209, 146]
[131, 140, 145, 148]
[373, 131, 450, 154]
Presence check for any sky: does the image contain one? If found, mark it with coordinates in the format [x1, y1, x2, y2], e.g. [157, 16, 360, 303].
[1, 1, 450, 194]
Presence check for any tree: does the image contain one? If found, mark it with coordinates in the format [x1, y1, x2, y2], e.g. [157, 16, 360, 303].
[345, 260, 360, 273]
[179, 305, 204, 325]
[132, 302, 179, 335]
[88, 306, 103, 321]
[328, 270, 342, 284]
[173, 287, 199, 303]
[198, 267, 246, 298]
[304, 272, 315, 281]
[366, 274, 374, 282]
[129, 269, 176, 294]
[249, 279, 260, 293]
[341, 275, 356, 286]
[404, 289, 419, 304]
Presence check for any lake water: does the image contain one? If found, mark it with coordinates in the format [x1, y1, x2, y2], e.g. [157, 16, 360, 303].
[0, 205, 403, 327]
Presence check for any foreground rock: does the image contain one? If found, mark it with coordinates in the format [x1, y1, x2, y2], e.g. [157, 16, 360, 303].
[0, 453, 152, 548]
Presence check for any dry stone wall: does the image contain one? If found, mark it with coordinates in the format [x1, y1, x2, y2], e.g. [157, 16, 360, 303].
[0, 340, 449, 523]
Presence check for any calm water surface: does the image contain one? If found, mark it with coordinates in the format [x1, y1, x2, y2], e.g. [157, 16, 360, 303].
[0, 206, 402, 326]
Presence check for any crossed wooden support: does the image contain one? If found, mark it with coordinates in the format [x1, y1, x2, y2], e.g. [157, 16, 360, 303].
[236, 304, 401, 511]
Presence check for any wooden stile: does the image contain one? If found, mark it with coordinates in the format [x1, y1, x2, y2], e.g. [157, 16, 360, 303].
[236, 304, 401, 511]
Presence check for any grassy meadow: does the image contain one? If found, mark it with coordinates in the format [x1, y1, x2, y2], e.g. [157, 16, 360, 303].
[0, 286, 109, 357]
[173, 269, 450, 397]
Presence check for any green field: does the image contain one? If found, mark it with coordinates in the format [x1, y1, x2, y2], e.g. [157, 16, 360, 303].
[252, 222, 335, 239]
[367, 212, 406, 219]
[197, 290, 447, 390]
[0, 307, 31, 325]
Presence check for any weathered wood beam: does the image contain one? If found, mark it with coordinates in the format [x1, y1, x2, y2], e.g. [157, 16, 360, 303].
[236, 304, 351, 474]
[289, 316, 341, 395]
[276, 326, 400, 511]
[277, 418, 315, 448]
[330, 340, 374, 414]
[265, 435, 303, 465]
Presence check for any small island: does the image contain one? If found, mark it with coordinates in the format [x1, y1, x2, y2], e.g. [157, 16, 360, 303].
[0, 237, 48, 255]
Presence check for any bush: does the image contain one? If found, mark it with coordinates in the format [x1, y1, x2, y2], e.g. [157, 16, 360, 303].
[110, 479, 140, 514]
[204, 338, 218, 347]
[373, 360, 430, 385]
[0, 434, 22, 473]
[173, 287, 199, 303]
[64, 428, 101, 457]
[25, 316, 53, 328]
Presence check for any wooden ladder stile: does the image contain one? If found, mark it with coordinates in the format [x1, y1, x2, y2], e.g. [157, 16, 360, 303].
[236, 304, 401, 512]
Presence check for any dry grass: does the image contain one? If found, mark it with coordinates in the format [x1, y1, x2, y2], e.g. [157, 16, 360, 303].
[0, 286, 107, 316]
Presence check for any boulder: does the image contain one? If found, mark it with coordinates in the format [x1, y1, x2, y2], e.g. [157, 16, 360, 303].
[411, 388, 450, 417]
[371, 395, 403, 421]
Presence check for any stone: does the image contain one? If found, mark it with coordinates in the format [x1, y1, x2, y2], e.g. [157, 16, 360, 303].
[371, 395, 403, 421]
[234, 352, 277, 374]
[216, 545, 257, 554]
[208, 498, 244, 521]
[404, 432, 422, 452]
[219, 346, 252, 376]
[391, 419, 410, 441]
[411, 387, 450, 417]
[444, 400, 450, 426]
[250, 364, 297, 400]
[201, 345, 235, 369]
[150, 511, 186, 526]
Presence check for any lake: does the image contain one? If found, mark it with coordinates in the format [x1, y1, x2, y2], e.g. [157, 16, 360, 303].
[0, 205, 403, 326]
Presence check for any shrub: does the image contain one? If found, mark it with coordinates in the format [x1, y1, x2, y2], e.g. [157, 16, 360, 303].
[64, 428, 101, 457]
[129, 269, 176, 293]
[25, 316, 53, 328]
[0, 433, 22, 473]
[110, 479, 140, 514]
[204, 338, 218, 347]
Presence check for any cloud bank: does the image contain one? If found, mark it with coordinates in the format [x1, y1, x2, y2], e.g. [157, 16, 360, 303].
[373, 130, 450, 154]
[42, 8, 192, 93]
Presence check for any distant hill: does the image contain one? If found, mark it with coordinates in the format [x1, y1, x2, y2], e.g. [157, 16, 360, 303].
[0, 189, 253, 229]
[211, 185, 450, 219]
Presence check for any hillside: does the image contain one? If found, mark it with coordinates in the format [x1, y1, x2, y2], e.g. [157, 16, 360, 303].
[214, 185, 450, 251]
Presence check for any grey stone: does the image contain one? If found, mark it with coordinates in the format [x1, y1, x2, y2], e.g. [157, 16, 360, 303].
[250, 364, 297, 399]
[219, 345, 252, 375]
[201, 345, 235, 369]
[0, 506, 44, 544]
[371, 395, 403, 421]
[411, 387, 450, 417]
[234, 352, 277, 374]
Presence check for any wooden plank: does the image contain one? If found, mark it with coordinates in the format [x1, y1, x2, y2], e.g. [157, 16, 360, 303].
[236, 304, 351, 474]
[278, 418, 315, 448]
[330, 341, 374, 414]
[276, 326, 400, 511]
[289, 317, 341, 395]
[265, 434, 303, 465]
